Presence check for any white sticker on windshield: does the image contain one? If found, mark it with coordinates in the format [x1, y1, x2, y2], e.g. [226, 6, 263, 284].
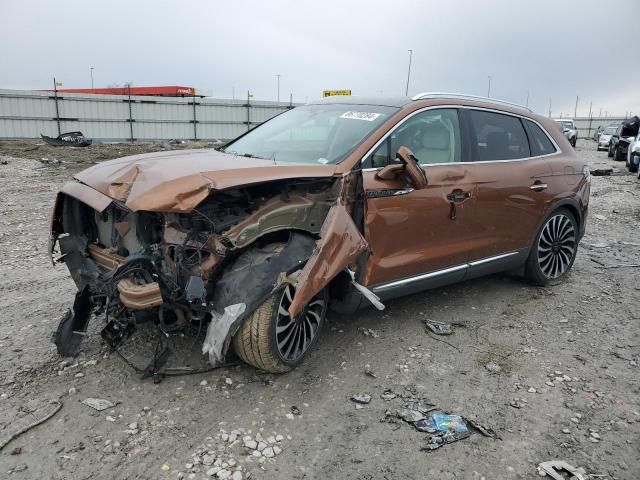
[340, 111, 381, 122]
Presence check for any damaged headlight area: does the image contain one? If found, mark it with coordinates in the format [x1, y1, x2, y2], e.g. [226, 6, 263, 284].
[50, 178, 345, 370]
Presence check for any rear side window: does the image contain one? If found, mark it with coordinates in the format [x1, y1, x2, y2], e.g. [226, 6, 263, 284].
[524, 120, 557, 156]
[468, 110, 530, 161]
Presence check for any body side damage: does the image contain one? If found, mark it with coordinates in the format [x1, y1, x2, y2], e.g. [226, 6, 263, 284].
[287, 172, 369, 318]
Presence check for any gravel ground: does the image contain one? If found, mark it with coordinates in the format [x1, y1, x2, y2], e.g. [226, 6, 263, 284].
[0, 139, 638, 480]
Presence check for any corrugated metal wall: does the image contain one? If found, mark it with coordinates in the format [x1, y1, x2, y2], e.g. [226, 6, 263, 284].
[0, 89, 295, 141]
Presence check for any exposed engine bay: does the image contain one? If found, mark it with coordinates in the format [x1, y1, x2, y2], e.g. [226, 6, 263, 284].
[50, 175, 373, 378]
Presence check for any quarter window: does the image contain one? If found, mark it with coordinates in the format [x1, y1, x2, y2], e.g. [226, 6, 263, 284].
[468, 110, 530, 161]
[524, 120, 557, 156]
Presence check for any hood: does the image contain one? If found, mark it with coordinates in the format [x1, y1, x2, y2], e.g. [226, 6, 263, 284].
[599, 134, 612, 142]
[73, 148, 338, 213]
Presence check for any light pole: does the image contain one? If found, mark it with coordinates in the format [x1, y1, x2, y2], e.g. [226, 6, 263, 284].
[526, 90, 530, 108]
[405, 49, 412, 96]
[548, 98, 552, 118]
[487, 76, 492, 98]
[574, 96, 579, 117]
[276, 74, 281, 104]
[90, 66, 94, 89]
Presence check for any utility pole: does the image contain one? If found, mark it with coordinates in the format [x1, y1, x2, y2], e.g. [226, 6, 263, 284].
[587, 101, 593, 138]
[276, 74, 281, 104]
[574, 96, 579, 117]
[526, 91, 530, 108]
[405, 49, 412, 96]
[53, 77, 61, 136]
[599, 107, 602, 117]
[90, 66, 94, 89]
[232, 86, 235, 100]
[548, 98, 552, 118]
[487, 76, 492, 98]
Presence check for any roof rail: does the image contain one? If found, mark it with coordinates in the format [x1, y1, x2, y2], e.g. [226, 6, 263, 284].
[411, 92, 533, 112]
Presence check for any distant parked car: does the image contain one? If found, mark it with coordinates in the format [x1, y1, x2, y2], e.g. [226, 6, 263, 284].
[555, 119, 578, 147]
[608, 116, 639, 161]
[597, 126, 618, 151]
[626, 131, 640, 173]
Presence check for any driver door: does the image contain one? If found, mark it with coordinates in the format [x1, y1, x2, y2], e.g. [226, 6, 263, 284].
[360, 108, 480, 298]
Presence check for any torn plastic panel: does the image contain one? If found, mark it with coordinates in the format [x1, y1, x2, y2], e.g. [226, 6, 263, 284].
[202, 303, 246, 365]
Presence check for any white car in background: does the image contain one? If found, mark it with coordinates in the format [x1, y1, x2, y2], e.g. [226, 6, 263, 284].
[626, 131, 640, 173]
[555, 119, 578, 147]
[597, 125, 618, 151]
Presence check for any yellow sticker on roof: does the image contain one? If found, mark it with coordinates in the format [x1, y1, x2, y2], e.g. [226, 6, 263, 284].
[340, 111, 381, 122]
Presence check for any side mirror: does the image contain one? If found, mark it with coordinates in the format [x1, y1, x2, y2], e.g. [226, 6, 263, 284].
[374, 146, 428, 189]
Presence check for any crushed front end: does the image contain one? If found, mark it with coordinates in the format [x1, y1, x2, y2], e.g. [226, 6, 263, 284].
[50, 177, 343, 364]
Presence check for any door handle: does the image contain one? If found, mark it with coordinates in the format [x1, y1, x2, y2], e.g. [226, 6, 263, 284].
[446, 191, 471, 202]
[529, 182, 548, 192]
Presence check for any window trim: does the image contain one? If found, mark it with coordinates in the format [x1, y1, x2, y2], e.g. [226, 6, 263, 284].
[360, 105, 561, 171]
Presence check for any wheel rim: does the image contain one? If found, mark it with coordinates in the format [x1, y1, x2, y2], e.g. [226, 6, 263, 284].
[275, 284, 326, 362]
[537, 214, 576, 279]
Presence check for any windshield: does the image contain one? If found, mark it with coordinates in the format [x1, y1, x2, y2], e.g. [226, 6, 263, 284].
[559, 121, 574, 129]
[223, 104, 399, 164]
[604, 127, 617, 134]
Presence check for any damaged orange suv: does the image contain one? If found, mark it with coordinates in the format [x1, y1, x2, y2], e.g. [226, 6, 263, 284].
[51, 93, 590, 373]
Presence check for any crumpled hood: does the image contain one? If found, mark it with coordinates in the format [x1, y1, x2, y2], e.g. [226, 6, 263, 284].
[73, 148, 337, 212]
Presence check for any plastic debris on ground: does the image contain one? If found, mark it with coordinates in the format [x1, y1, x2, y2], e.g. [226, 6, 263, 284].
[421, 413, 471, 451]
[202, 303, 246, 365]
[351, 393, 371, 404]
[536, 460, 587, 480]
[81, 398, 116, 411]
[423, 319, 453, 335]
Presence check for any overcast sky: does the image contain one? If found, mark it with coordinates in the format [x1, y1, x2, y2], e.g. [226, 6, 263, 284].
[1, 0, 638, 117]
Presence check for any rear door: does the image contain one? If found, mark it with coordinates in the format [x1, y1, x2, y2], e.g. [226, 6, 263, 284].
[360, 108, 481, 297]
[459, 108, 555, 266]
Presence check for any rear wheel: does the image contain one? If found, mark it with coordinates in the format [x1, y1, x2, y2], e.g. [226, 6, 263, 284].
[628, 154, 639, 173]
[571, 137, 577, 148]
[608, 143, 614, 157]
[524, 209, 578, 286]
[233, 281, 327, 373]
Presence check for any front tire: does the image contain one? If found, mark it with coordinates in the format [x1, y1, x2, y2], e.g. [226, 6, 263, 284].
[524, 209, 578, 286]
[608, 144, 614, 157]
[233, 282, 327, 373]
[629, 154, 639, 173]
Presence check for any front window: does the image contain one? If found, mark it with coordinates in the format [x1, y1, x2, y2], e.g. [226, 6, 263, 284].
[604, 127, 617, 134]
[223, 104, 399, 164]
[558, 121, 574, 130]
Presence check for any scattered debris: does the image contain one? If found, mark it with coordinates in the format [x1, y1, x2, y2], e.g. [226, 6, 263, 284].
[380, 389, 397, 401]
[351, 393, 371, 405]
[11, 447, 22, 455]
[423, 319, 453, 335]
[40, 131, 92, 147]
[399, 408, 426, 423]
[593, 214, 607, 221]
[467, 419, 500, 439]
[485, 361, 502, 374]
[536, 460, 587, 480]
[82, 397, 115, 411]
[0, 400, 63, 452]
[358, 327, 379, 338]
[290, 406, 301, 416]
[364, 364, 377, 378]
[422, 413, 471, 451]
[591, 168, 612, 176]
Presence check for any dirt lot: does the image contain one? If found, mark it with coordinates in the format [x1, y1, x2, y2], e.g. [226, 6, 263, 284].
[0, 139, 638, 480]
